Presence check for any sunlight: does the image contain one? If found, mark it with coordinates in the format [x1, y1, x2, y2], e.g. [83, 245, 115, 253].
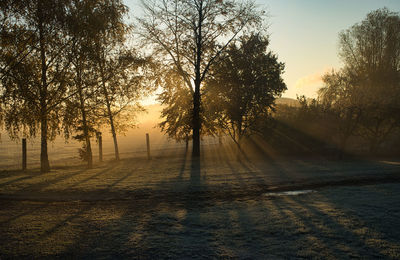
[1, 0, 400, 258]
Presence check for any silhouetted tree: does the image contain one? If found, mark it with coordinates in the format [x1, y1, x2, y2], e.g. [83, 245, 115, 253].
[0, 0, 72, 172]
[157, 69, 216, 148]
[137, 0, 264, 157]
[158, 70, 192, 146]
[206, 34, 286, 146]
[64, 0, 106, 168]
[64, 0, 151, 162]
[318, 70, 362, 157]
[338, 8, 400, 153]
[94, 44, 153, 161]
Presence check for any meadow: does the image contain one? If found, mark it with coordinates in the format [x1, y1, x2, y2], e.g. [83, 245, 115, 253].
[1, 139, 400, 258]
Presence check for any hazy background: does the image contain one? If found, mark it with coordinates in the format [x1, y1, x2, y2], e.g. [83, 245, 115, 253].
[0, 104, 220, 170]
[1, 1, 399, 169]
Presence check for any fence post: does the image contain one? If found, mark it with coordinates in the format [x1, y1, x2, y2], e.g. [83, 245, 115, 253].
[98, 132, 103, 162]
[22, 138, 27, 171]
[146, 133, 151, 159]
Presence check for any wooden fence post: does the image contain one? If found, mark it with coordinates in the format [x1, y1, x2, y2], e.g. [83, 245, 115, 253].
[146, 133, 151, 159]
[22, 138, 27, 171]
[98, 132, 103, 162]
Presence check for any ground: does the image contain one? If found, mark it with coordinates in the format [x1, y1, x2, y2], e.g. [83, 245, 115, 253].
[1, 143, 400, 259]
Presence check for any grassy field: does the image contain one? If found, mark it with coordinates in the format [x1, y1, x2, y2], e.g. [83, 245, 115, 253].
[1, 142, 400, 259]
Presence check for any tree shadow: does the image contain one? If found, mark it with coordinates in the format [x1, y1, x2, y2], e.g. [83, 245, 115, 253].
[0, 200, 50, 225]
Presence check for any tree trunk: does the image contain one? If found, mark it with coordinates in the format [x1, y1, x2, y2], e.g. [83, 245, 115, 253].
[192, 84, 201, 157]
[108, 108, 120, 161]
[104, 92, 119, 160]
[185, 133, 189, 151]
[99, 60, 120, 161]
[79, 93, 93, 168]
[102, 80, 119, 160]
[38, 5, 50, 173]
[192, 2, 203, 158]
[77, 66, 92, 168]
[40, 113, 50, 173]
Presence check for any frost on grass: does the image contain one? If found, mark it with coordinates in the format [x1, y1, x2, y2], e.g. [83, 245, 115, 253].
[263, 190, 316, 197]
[0, 146, 400, 258]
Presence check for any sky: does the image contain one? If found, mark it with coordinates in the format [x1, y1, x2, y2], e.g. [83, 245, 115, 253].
[124, 0, 400, 102]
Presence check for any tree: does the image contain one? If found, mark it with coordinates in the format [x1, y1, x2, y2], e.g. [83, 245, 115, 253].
[64, 0, 134, 164]
[64, 0, 103, 168]
[338, 8, 400, 153]
[137, 0, 264, 157]
[158, 69, 193, 147]
[157, 68, 216, 149]
[1, 0, 72, 172]
[206, 34, 286, 145]
[318, 70, 362, 157]
[94, 41, 154, 161]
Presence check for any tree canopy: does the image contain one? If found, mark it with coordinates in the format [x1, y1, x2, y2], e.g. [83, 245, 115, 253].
[137, 0, 265, 157]
[206, 33, 286, 144]
[325, 8, 400, 153]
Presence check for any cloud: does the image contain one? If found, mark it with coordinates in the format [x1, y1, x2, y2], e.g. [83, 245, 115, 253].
[294, 67, 333, 97]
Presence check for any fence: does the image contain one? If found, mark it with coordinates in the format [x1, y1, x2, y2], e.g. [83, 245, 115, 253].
[0, 129, 220, 170]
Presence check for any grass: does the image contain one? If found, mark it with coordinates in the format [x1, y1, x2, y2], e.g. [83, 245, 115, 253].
[1, 143, 400, 258]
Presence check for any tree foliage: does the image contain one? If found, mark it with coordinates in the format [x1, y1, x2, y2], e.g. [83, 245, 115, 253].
[318, 70, 362, 155]
[206, 34, 286, 144]
[327, 8, 400, 153]
[1, 0, 73, 172]
[0, 0, 153, 169]
[158, 70, 192, 143]
[138, 0, 265, 157]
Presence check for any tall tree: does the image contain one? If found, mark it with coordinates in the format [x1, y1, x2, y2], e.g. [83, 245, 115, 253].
[1, 0, 72, 172]
[64, 0, 101, 168]
[338, 8, 400, 153]
[137, 0, 264, 157]
[96, 46, 154, 161]
[63, 0, 134, 165]
[206, 34, 286, 145]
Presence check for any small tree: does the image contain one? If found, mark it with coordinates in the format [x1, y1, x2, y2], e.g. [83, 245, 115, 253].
[318, 70, 362, 157]
[206, 34, 286, 146]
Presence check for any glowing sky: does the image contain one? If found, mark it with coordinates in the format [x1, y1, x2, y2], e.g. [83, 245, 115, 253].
[125, 0, 400, 102]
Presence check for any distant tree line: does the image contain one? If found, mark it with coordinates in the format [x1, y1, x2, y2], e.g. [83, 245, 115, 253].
[272, 8, 400, 158]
